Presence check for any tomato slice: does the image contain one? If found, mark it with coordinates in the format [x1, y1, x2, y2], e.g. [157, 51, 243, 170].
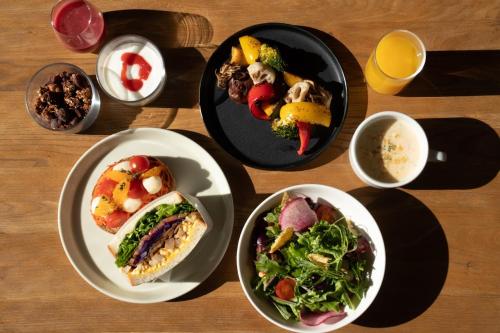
[130, 156, 150, 173]
[104, 210, 129, 229]
[275, 278, 296, 300]
[128, 178, 147, 199]
[94, 178, 118, 198]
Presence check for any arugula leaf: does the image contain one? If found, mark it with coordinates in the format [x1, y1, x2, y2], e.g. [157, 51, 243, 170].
[253, 215, 372, 322]
[115, 202, 195, 267]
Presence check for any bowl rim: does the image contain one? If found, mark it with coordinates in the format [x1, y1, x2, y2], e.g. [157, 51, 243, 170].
[25, 62, 99, 132]
[236, 184, 386, 332]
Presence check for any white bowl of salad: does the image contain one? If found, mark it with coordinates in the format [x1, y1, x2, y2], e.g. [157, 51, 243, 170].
[236, 184, 385, 332]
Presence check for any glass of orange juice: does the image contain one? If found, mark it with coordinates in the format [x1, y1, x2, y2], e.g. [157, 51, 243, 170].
[365, 30, 426, 95]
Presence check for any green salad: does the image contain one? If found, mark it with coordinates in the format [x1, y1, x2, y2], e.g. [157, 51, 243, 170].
[252, 193, 372, 325]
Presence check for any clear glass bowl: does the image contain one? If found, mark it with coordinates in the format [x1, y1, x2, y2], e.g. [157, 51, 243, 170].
[25, 63, 100, 133]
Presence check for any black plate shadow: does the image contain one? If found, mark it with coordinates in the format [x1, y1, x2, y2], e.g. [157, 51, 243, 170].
[398, 50, 500, 97]
[405, 118, 500, 190]
[349, 188, 449, 327]
[199, 23, 349, 170]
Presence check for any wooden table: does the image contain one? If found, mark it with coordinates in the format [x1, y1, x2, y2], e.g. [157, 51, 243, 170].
[1, 1, 499, 332]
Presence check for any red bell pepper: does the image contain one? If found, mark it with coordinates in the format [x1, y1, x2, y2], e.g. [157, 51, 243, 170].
[297, 121, 311, 155]
[247, 83, 275, 120]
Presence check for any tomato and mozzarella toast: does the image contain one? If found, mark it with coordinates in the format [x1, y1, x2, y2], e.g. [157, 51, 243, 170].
[91, 155, 175, 233]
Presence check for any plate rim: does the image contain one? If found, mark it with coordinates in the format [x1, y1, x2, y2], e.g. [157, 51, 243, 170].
[199, 22, 349, 170]
[57, 127, 234, 303]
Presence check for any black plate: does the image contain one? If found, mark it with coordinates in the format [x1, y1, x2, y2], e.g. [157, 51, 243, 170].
[199, 23, 348, 169]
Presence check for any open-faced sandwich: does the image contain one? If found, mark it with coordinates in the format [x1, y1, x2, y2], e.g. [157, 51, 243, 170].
[91, 155, 175, 233]
[108, 191, 209, 286]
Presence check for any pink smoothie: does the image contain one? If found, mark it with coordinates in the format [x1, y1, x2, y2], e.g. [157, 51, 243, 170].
[52, 0, 104, 52]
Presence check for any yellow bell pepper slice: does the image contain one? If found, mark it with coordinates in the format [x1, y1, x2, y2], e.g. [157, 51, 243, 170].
[239, 35, 261, 64]
[283, 71, 303, 87]
[270, 227, 294, 253]
[230, 46, 248, 66]
[280, 102, 331, 127]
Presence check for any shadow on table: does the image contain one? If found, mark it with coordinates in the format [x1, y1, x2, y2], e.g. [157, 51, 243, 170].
[405, 118, 500, 190]
[350, 187, 448, 327]
[398, 50, 500, 97]
[170, 130, 269, 301]
[86, 10, 213, 134]
[290, 27, 368, 170]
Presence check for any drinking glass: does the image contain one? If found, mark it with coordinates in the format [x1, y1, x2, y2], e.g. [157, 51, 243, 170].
[51, 0, 105, 52]
[365, 30, 426, 95]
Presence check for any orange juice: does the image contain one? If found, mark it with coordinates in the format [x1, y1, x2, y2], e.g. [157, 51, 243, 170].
[365, 30, 425, 95]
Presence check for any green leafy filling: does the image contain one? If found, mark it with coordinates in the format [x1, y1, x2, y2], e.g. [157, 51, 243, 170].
[115, 202, 195, 267]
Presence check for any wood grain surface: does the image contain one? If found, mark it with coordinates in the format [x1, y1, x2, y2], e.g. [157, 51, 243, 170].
[1, 0, 499, 332]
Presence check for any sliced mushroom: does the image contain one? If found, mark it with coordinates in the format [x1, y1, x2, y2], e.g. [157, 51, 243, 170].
[304, 80, 332, 108]
[247, 62, 276, 85]
[285, 81, 312, 103]
[215, 63, 242, 89]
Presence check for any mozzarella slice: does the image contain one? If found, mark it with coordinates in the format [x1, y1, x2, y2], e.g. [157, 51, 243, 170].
[142, 176, 162, 194]
[91, 196, 102, 214]
[123, 197, 142, 213]
[112, 161, 132, 172]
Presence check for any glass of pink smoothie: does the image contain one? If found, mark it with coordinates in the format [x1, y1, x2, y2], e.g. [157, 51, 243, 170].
[51, 0, 105, 52]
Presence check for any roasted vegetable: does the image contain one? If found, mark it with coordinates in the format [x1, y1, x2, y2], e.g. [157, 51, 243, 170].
[280, 102, 331, 127]
[230, 46, 248, 66]
[215, 63, 243, 89]
[297, 121, 312, 155]
[283, 71, 303, 87]
[248, 83, 276, 120]
[271, 118, 298, 139]
[260, 44, 285, 72]
[239, 35, 261, 64]
[247, 62, 276, 85]
[228, 71, 253, 104]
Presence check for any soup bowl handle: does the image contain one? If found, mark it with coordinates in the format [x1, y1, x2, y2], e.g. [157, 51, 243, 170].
[428, 149, 447, 162]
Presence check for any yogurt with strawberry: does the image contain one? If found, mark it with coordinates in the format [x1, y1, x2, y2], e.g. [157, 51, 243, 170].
[97, 35, 166, 105]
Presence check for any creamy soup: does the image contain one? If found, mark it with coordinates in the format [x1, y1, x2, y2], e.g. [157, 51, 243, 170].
[356, 119, 420, 182]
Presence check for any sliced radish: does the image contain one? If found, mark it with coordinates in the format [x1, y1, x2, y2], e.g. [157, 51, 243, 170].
[301, 311, 347, 326]
[279, 197, 318, 232]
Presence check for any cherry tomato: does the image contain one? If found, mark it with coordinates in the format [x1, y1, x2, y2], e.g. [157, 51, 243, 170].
[128, 178, 147, 199]
[105, 210, 129, 229]
[130, 156, 150, 173]
[275, 278, 296, 300]
[94, 178, 118, 198]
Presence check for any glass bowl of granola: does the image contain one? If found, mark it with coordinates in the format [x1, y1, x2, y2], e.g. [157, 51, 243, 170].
[25, 63, 100, 133]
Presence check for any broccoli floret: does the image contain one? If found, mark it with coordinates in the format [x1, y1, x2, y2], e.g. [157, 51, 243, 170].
[260, 44, 285, 72]
[272, 118, 298, 139]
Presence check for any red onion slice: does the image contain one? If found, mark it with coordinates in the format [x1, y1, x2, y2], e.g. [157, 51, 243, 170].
[279, 197, 318, 232]
[301, 311, 347, 326]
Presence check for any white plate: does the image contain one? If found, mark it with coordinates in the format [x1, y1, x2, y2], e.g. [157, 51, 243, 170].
[237, 184, 385, 333]
[58, 128, 234, 303]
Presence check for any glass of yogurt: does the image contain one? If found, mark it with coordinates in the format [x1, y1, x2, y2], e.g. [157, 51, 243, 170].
[96, 35, 166, 106]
